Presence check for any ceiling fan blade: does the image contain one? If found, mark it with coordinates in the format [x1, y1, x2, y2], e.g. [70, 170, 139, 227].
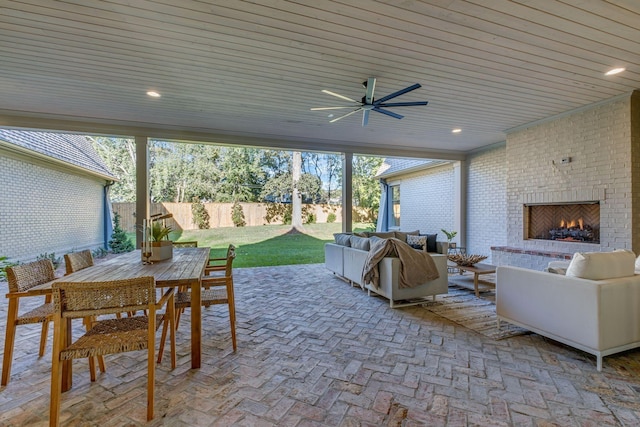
[364, 77, 376, 104]
[310, 106, 360, 111]
[362, 109, 370, 126]
[330, 108, 362, 123]
[374, 83, 421, 104]
[372, 107, 404, 120]
[376, 101, 428, 107]
[322, 89, 358, 103]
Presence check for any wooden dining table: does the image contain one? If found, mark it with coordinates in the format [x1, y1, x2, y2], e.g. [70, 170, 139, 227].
[30, 247, 210, 391]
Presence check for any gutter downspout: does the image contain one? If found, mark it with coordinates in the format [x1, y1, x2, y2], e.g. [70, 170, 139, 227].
[103, 181, 115, 249]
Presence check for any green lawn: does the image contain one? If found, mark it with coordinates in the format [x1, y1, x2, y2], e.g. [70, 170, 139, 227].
[126, 223, 374, 268]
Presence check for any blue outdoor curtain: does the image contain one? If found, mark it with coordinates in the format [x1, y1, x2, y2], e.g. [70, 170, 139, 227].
[376, 180, 389, 232]
[103, 184, 114, 249]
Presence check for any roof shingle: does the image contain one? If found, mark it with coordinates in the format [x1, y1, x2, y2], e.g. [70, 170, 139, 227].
[0, 129, 116, 179]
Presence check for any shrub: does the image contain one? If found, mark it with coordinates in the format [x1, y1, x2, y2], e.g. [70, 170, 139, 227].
[191, 198, 210, 229]
[327, 212, 336, 223]
[264, 202, 289, 224]
[232, 202, 246, 227]
[92, 247, 109, 259]
[109, 212, 134, 253]
[303, 205, 316, 224]
[37, 252, 62, 269]
[0, 256, 18, 280]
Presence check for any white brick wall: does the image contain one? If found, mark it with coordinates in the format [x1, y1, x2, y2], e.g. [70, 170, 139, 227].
[466, 144, 507, 262]
[0, 155, 106, 262]
[501, 94, 636, 265]
[390, 163, 455, 238]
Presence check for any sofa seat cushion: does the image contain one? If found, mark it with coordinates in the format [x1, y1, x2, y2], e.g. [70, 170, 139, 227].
[566, 249, 636, 280]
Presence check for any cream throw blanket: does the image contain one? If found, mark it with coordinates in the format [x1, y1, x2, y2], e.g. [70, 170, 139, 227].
[362, 238, 440, 289]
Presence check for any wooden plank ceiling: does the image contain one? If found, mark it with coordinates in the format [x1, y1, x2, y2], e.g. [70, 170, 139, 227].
[0, 0, 639, 158]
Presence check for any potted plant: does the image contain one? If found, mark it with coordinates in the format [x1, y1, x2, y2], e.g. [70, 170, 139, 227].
[441, 229, 458, 249]
[149, 221, 173, 261]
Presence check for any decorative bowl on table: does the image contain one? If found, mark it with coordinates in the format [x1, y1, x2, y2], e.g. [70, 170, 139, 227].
[447, 254, 488, 266]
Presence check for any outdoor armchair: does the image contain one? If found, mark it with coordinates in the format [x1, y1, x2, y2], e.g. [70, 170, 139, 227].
[2, 259, 56, 385]
[49, 276, 175, 425]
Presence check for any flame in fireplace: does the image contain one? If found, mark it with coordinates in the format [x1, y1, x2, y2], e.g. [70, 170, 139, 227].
[560, 218, 584, 230]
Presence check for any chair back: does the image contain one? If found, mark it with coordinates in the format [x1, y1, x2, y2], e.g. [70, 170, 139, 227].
[173, 241, 198, 248]
[53, 277, 156, 319]
[224, 246, 236, 276]
[64, 250, 94, 275]
[6, 259, 56, 293]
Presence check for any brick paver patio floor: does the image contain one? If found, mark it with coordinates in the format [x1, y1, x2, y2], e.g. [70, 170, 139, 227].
[2, 263, 640, 426]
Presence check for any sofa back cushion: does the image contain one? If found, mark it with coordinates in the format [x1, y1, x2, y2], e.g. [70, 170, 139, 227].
[566, 249, 636, 280]
[350, 235, 370, 251]
[366, 231, 395, 239]
[334, 233, 352, 247]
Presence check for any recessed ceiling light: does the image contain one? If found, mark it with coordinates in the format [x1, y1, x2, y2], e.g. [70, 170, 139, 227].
[328, 114, 334, 118]
[452, 128, 462, 133]
[147, 91, 161, 97]
[605, 68, 625, 76]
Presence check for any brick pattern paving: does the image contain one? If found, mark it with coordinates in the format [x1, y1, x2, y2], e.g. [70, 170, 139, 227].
[1, 263, 640, 426]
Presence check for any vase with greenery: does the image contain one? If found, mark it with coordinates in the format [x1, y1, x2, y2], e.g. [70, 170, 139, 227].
[149, 221, 173, 261]
[441, 229, 458, 248]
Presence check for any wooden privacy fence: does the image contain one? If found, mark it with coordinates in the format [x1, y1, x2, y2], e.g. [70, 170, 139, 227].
[112, 202, 344, 232]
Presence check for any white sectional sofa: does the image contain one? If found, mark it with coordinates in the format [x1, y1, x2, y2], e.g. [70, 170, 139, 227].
[496, 250, 640, 371]
[325, 231, 448, 308]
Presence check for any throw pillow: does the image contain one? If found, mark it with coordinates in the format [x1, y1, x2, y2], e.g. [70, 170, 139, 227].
[546, 267, 567, 275]
[566, 249, 636, 280]
[406, 234, 427, 250]
[420, 233, 438, 253]
[394, 229, 420, 242]
[333, 233, 352, 247]
[349, 235, 370, 251]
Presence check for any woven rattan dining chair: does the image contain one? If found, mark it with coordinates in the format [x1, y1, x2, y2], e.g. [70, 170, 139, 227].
[159, 245, 237, 359]
[49, 276, 175, 426]
[63, 249, 107, 380]
[2, 259, 56, 386]
[205, 244, 236, 274]
[63, 249, 94, 276]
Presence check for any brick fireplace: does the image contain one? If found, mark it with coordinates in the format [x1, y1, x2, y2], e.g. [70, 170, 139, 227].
[524, 202, 600, 244]
[491, 92, 640, 270]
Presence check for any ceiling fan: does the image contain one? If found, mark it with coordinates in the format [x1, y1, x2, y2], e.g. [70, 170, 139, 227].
[310, 77, 428, 126]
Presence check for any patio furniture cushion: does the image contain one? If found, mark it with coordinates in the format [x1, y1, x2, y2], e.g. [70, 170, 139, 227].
[420, 233, 438, 253]
[350, 235, 370, 251]
[566, 249, 635, 280]
[406, 234, 426, 250]
[334, 233, 352, 246]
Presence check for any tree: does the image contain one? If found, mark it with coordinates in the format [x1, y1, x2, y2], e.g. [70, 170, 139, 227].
[109, 212, 134, 253]
[291, 151, 303, 231]
[215, 147, 265, 202]
[352, 155, 384, 224]
[88, 136, 137, 202]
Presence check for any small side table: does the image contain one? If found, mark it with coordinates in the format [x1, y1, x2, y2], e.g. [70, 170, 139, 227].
[455, 263, 496, 297]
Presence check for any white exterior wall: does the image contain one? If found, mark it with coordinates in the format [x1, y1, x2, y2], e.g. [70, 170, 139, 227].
[466, 144, 507, 262]
[0, 154, 106, 262]
[389, 163, 455, 238]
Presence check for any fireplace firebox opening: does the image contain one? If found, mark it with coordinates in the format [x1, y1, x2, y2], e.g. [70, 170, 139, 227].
[524, 201, 600, 243]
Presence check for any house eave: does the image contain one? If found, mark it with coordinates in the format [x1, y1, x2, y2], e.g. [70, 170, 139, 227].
[0, 139, 118, 182]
